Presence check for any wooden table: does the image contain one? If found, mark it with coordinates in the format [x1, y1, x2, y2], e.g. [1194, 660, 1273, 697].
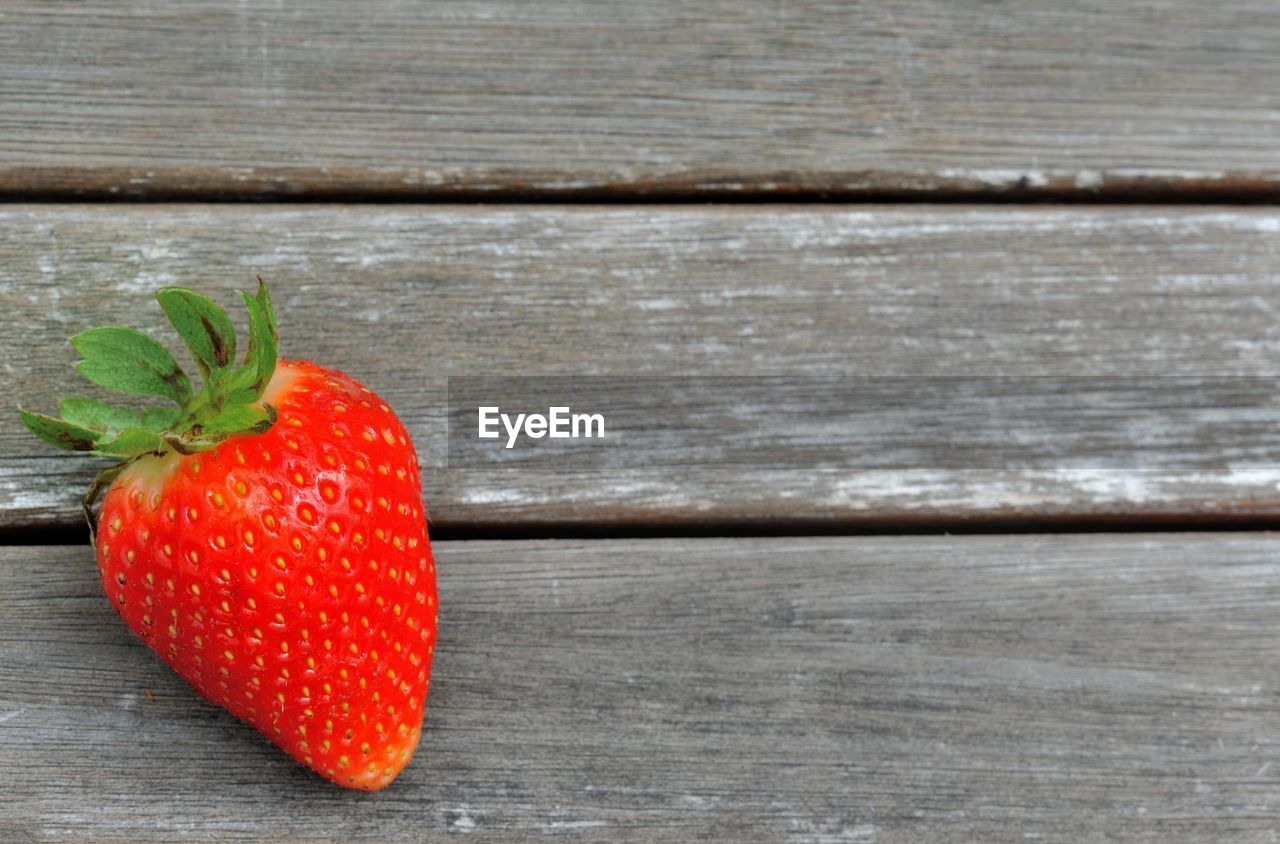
[3, 3, 1279, 841]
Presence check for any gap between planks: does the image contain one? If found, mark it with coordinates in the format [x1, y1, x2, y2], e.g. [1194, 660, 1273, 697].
[7, 171, 1280, 204]
[12, 514, 1280, 548]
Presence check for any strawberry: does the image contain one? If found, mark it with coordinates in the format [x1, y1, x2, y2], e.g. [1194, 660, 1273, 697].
[19, 279, 437, 791]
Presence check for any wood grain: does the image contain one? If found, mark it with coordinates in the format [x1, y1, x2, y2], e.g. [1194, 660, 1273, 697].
[0, 535, 1276, 841]
[3, 2, 1280, 199]
[8, 205, 1280, 532]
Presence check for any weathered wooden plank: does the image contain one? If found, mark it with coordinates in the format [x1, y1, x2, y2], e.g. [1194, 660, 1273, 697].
[3, 2, 1280, 198]
[8, 205, 1280, 531]
[0, 535, 1276, 841]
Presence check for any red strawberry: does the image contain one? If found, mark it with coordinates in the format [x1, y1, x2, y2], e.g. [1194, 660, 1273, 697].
[20, 280, 437, 790]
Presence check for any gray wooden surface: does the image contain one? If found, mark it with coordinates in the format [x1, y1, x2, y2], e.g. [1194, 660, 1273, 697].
[5, 5, 1278, 839]
[3, 2, 1280, 199]
[7, 205, 1280, 533]
[2, 535, 1277, 841]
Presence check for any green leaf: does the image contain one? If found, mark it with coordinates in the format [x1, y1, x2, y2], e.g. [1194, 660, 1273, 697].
[157, 287, 237, 384]
[204, 402, 277, 437]
[59, 398, 141, 436]
[18, 408, 102, 452]
[93, 426, 163, 457]
[228, 279, 278, 398]
[71, 327, 192, 404]
[142, 406, 180, 431]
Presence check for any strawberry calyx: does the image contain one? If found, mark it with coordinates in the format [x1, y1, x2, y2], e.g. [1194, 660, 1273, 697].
[18, 277, 280, 535]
